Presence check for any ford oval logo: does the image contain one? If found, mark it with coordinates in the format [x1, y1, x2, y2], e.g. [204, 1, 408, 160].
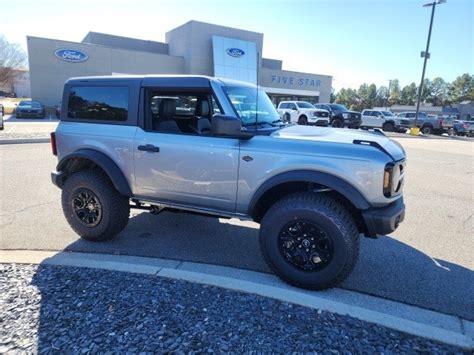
[226, 48, 245, 58]
[54, 49, 89, 63]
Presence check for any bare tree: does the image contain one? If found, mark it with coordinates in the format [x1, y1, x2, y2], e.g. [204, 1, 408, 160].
[0, 35, 27, 92]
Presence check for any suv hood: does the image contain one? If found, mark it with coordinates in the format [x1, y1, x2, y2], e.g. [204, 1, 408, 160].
[272, 125, 405, 161]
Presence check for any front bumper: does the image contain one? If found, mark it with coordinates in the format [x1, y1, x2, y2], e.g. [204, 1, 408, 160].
[51, 171, 66, 188]
[362, 197, 405, 238]
[17, 112, 44, 118]
[308, 118, 330, 126]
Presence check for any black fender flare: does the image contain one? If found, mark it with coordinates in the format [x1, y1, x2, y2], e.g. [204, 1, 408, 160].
[56, 149, 132, 196]
[248, 170, 371, 217]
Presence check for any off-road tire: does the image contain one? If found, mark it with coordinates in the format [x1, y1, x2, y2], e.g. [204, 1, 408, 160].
[382, 122, 394, 132]
[259, 192, 359, 290]
[61, 170, 130, 241]
[298, 115, 308, 125]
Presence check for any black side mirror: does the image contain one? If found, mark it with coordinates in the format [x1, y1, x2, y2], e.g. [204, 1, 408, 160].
[212, 114, 254, 139]
[292, 107, 297, 111]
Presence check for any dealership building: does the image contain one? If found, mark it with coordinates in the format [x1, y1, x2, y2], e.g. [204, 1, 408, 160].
[27, 20, 333, 107]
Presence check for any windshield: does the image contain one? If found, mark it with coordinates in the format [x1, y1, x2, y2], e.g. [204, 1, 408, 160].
[382, 111, 394, 116]
[296, 102, 315, 109]
[330, 104, 348, 111]
[19, 101, 41, 108]
[223, 86, 281, 126]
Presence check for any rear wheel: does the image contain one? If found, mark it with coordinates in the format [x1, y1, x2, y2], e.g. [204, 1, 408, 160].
[259, 193, 359, 290]
[298, 115, 308, 125]
[61, 170, 130, 241]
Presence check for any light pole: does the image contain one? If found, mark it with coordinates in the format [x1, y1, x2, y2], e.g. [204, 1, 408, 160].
[412, 0, 446, 135]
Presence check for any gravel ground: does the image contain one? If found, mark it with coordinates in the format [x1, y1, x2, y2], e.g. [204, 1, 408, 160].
[0, 264, 467, 353]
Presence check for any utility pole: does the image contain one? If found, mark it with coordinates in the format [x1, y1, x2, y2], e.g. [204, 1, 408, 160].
[412, 0, 446, 135]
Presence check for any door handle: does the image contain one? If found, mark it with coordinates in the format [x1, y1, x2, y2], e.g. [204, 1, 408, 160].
[138, 144, 160, 153]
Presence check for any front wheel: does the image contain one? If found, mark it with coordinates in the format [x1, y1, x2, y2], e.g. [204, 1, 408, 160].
[421, 125, 433, 135]
[298, 115, 308, 125]
[61, 170, 130, 241]
[382, 122, 394, 132]
[259, 193, 360, 290]
[331, 119, 343, 128]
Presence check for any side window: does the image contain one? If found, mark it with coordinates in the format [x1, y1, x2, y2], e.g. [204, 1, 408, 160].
[146, 89, 213, 135]
[211, 96, 223, 115]
[290, 103, 297, 110]
[363, 110, 370, 116]
[67, 86, 128, 121]
[371, 111, 381, 116]
[280, 103, 288, 109]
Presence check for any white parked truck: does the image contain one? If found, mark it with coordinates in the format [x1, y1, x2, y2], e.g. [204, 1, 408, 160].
[277, 101, 330, 126]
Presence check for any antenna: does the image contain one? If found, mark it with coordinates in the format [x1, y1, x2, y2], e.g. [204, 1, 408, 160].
[256, 51, 259, 132]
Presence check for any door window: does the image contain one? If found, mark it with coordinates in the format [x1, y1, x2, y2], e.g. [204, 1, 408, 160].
[145, 89, 214, 135]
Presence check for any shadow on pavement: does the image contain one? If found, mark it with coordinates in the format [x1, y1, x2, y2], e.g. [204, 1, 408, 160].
[47, 211, 473, 320]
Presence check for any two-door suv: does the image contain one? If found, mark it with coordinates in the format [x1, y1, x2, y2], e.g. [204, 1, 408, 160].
[51, 75, 406, 290]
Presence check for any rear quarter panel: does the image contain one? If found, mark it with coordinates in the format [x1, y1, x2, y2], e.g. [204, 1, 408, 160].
[55, 121, 137, 191]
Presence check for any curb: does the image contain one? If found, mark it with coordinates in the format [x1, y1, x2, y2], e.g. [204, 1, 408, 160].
[0, 138, 50, 145]
[1, 250, 472, 349]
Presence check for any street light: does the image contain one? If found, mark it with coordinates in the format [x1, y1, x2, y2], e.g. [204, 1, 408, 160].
[411, 0, 446, 135]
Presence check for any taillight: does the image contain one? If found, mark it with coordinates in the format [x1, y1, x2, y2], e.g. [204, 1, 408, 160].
[50, 132, 57, 156]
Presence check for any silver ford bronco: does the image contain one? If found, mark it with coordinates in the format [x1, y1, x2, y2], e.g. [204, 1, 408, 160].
[51, 75, 406, 290]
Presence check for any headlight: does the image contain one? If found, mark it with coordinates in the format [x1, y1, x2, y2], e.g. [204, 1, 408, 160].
[384, 161, 405, 197]
[342, 113, 349, 119]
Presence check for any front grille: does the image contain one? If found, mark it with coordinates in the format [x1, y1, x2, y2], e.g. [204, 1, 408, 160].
[392, 160, 406, 196]
[350, 113, 361, 119]
[400, 119, 411, 125]
[316, 112, 329, 117]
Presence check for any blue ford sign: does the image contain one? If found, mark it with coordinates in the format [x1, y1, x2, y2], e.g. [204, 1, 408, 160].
[226, 48, 245, 58]
[54, 49, 89, 63]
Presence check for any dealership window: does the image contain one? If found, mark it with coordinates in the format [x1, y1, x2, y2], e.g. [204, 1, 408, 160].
[146, 90, 218, 135]
[67, 86, 128, 121]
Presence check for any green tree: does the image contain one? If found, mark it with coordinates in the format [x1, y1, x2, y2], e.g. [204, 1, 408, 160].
[420, 78, 432, 103]
[400, 83, 417, 105]
[426, 77, 448, 106]
[375, 86, 389, 107]
[335, 88, 357, 108]
[388, 79, 400, 105]
[367, 84, 377, 108]
[447, 74, 474, 103]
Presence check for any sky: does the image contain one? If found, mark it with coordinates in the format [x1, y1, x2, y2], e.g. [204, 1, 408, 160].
[3, 0, 473, 90]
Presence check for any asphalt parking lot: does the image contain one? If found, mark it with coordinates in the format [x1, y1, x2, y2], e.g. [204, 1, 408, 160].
[0, 135, 473, 321]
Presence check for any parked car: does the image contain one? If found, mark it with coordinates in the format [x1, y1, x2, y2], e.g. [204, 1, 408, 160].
[314, 103, 361, 128]
[55, 103, 61, 119]
[361, 109, 398, 131]
[0, 103, 4, 130]
[452, 120, 474, 137]
[15, 100, 46, 119]
[50, 75, 406, 291]
[277, 101, 329, 126]
[397, 111, 443, 135]
[0, 90, 16, 98]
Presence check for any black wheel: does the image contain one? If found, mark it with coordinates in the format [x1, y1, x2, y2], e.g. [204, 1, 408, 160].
[448, 128, 454, 136]
[382, 122, 394, 132]
[284, 113, 291, 123]
[331, 119, 343, 128]
[421, 125, 433, 135]
[259, 193, 359, 290]
[61, 170, 130, 241]
[298, 115, 308, 125]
